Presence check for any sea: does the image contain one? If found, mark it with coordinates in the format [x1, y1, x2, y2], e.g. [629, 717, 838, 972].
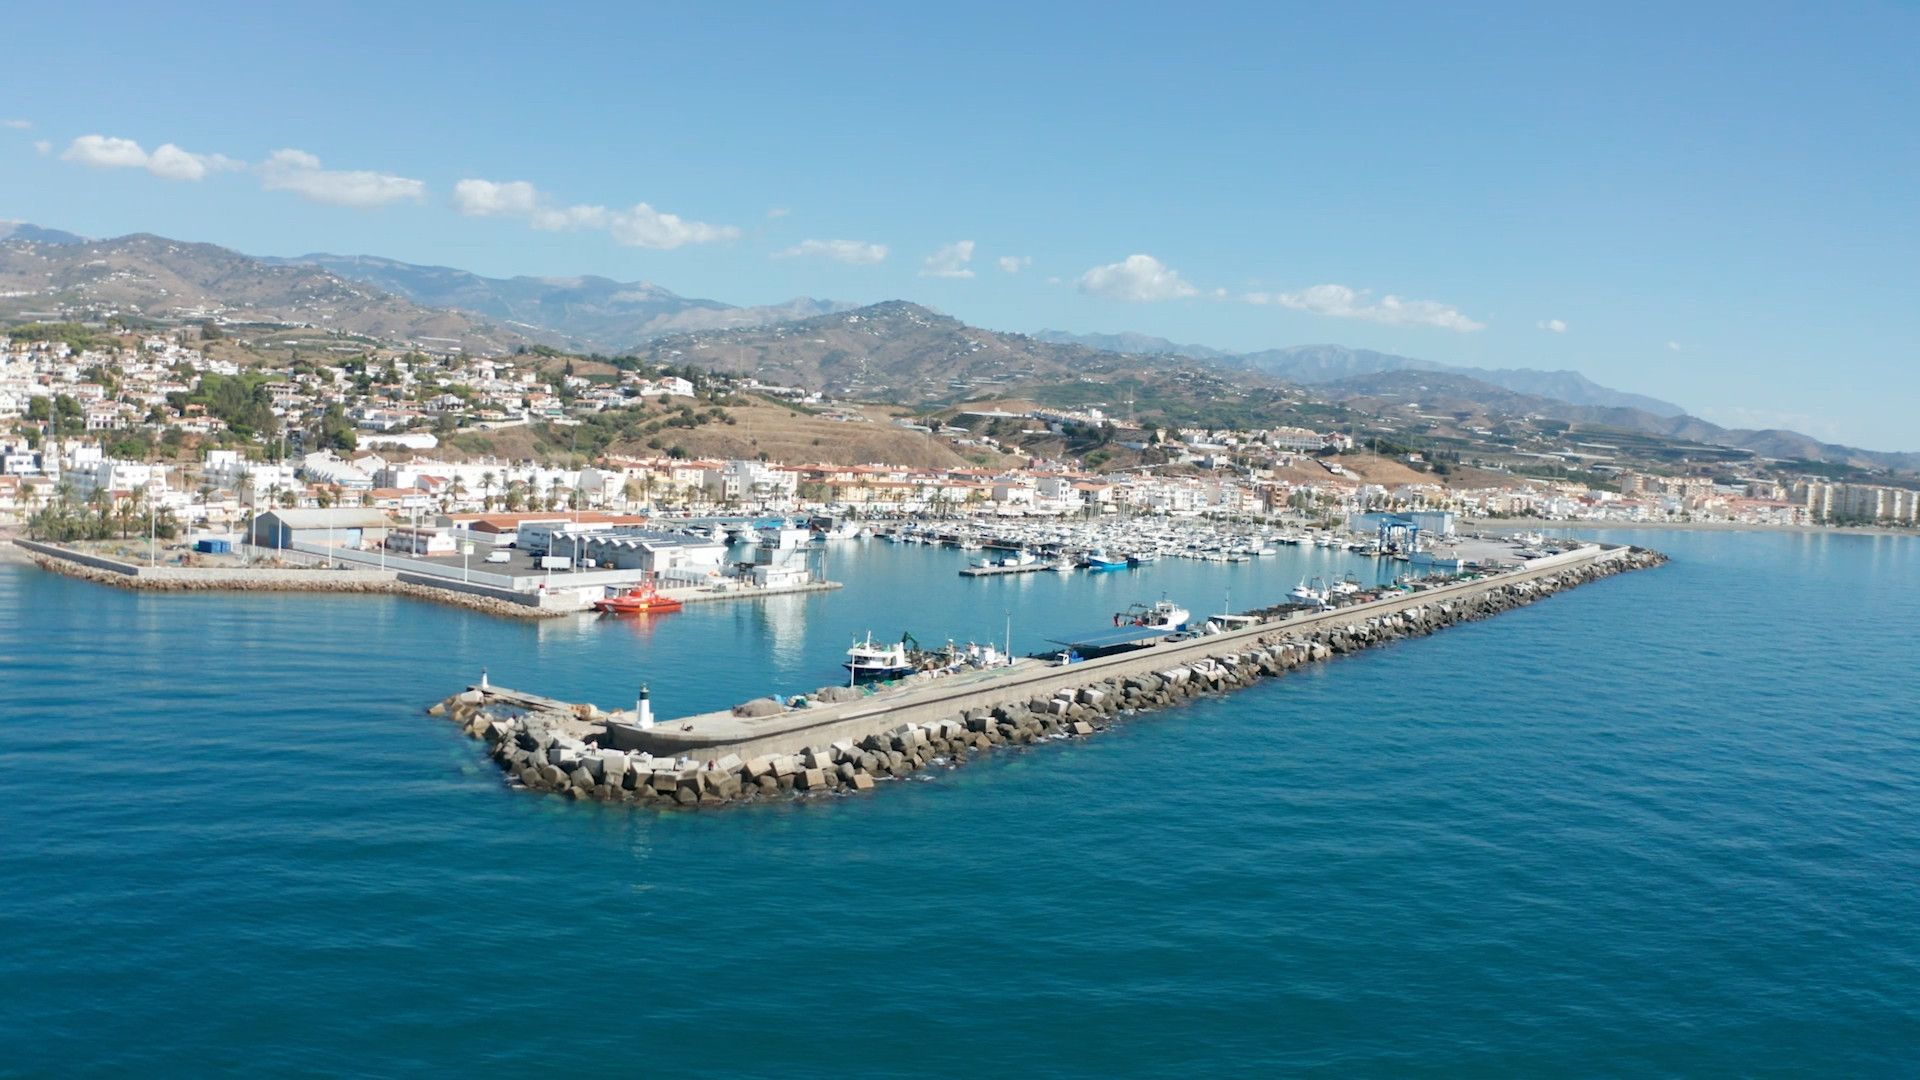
[1, 529, 1915, 1076]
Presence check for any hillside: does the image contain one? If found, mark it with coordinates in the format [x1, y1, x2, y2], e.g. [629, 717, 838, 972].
[446, 397, 992, 469]
[634, 301, 1131, 401]
[1030, 328, 1231, 360]
[276, 252, 851, 352]
[0, 233, 529, 354]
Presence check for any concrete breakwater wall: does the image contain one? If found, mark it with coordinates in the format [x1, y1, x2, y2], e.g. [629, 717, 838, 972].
[433, 546, 1668, 808]
[17, 540, 563, 620]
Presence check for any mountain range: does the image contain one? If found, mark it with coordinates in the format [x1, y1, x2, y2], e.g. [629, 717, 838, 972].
[1318, 368, 1920, 474]
[1, 222, 1910, 471]
[266, 253, 853, 353]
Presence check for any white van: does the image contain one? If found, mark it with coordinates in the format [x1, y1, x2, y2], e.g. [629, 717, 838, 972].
[484, 550, 512, 564]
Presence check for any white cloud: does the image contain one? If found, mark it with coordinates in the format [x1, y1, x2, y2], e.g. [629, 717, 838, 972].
[1244, 283, 1484, 332]
[1538, 318, 1567, 333]
[602, 204, 738, 248]
[60, 134, 240, 181]
[259, 148, 425, 208]
[532, 201, 738, 249]
[62, 135, 151, 169]
[997, 255, 1031, 274]
[773, 238, 889, 264]
[1077, 254, 1199, 302]
[148, 143, 241, 181]
[33, 140, 50, 156]
[1667, 341, 1683, 352]
[452, 178, 539, 217]
[453, 176, 738, 249]
[2, 119, 31, 130]
[920, 240, 975, 279]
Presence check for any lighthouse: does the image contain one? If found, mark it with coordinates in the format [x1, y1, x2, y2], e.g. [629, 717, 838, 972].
[635, 684, 654, 729]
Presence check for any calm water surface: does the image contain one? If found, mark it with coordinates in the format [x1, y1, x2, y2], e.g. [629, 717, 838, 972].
[2, 531, 1916, 1076]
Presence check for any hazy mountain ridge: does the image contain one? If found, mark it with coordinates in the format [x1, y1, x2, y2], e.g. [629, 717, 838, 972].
[0, 222, 88, 245]
[1038, 330, 1688, 417]
[1321, 369, 1920, 473]
[1030, 328, 1232, 360]
[277, 252, 854, 353]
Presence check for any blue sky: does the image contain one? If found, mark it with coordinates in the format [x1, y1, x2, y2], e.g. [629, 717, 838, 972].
[3, 1, 1916, 450]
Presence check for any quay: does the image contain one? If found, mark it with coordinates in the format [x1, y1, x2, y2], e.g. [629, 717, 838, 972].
[433, 542, 1668, 807]
[16, 537, 840, 619]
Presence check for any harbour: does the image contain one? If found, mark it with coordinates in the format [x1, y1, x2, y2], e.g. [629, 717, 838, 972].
[435, 540, 1667, 804]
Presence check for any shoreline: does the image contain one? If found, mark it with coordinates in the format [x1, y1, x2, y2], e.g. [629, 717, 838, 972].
[1465, 519, 1916, 538]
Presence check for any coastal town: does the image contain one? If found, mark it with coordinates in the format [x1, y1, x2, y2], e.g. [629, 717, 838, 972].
[2, 324, 1914, 565]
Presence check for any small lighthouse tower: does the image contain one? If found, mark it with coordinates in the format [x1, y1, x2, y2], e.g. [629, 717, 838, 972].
[635, 684, 654, 729]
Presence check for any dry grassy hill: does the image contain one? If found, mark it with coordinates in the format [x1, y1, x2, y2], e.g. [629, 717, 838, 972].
[0, 233, 528, 354]
[445, 398, 1003, 469]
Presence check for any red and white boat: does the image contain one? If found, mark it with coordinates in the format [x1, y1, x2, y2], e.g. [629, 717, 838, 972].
[592, 577, 683, 615]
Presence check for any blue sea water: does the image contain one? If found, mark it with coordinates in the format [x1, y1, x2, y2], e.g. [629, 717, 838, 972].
[2, 530, 1916, 1076]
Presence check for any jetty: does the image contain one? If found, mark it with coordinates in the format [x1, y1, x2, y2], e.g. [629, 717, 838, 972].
[433, 543, 1665, 806]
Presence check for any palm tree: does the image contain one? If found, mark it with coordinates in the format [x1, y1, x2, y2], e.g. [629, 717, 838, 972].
[480, 470, 497, 511]
[116, 488, 143, 540]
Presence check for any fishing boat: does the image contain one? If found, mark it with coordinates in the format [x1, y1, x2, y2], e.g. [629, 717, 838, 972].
[1113, 598, 1191, 632]
[1050, 556, 1077, 573]
[844, 632, 917, 679]
[592, 577, 683, 615]
[1085, 548, 1128, 572]
[1127, 553, 1158, 567]
[1287, 577, 1330, 607]
[972, 549, 1037, 569]
[1329, 574, 1364, 597]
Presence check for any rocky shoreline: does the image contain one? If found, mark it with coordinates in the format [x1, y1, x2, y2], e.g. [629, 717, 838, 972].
[26, 551, 560, 620]
[432, 546, 1669, 807]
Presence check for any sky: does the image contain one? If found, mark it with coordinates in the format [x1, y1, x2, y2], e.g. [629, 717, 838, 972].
[2, 1, 1916, 450]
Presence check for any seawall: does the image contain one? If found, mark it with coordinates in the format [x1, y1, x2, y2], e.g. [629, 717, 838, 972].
[432, 543, 1669, 807]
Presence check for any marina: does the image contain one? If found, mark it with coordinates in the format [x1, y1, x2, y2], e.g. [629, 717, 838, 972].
[437, 540, 1667, 804]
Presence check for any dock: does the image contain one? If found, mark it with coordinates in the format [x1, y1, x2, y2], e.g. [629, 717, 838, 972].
[435, 542, 1668, 806]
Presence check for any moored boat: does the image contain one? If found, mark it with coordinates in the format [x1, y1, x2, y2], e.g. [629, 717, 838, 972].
[592, 577, 684, 615]
[1287, 577, 1330, 607]
[845, 632, 917, 679]
[1113, 598, 1191, 632]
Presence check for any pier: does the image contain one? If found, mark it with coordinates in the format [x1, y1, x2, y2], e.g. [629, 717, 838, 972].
[434, 542, 1668, 806]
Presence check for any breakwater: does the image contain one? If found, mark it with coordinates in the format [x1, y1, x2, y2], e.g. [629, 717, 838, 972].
[433, 544, 1668, 807]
